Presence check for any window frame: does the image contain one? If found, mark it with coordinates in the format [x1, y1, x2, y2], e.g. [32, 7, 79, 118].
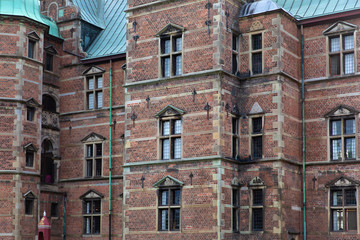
[83, 198, 101, 235]
[232, 33, 239, 75]
[157, 186, 181, 231]
[85, 142, 103, 178]
[159, 34, 183, 78]
[85, 75, 104, 110]
[329, 116, 356, 161]
[232, 116, 240, 159]
[329, 187, 357, 232]
[250, 188, 264, 231]
[159, 117, 182, 160]
[250, 33, 263, 75]
[250, 115, 264, 160]
[328, 32, 356, 76]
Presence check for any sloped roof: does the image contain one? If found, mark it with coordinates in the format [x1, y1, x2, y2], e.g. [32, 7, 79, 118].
[273, 0, 360, 20]
[0, 0, 61, 38]
[72, 0, 127, 60]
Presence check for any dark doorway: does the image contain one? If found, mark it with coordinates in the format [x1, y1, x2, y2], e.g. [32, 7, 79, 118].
[41, 139, 55, 184]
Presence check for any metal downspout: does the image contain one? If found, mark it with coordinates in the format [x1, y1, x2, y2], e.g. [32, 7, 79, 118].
[301, 25, 307, 240]
[63, 192, 67, 240]
[109, 59, 113, 240]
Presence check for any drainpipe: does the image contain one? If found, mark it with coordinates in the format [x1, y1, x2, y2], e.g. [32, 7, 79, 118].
[108, 59, 113, 240]
[301, 24, 307, 240]
[63, 192, 67, 240]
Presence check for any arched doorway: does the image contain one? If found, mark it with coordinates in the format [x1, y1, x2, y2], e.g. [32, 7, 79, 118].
[41, 139, 55, 184]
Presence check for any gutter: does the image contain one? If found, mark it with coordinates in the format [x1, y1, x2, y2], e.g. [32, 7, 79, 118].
[81, 53, 126, 64]
[300, 25, 307, 240]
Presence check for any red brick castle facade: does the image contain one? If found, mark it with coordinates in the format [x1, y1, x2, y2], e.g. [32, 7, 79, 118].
[1, 0, 360, 239]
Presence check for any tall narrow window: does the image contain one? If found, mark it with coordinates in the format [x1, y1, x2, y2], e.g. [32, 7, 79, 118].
[232, 34, 239, 74]
[85, 143, 102, 177]
[252, 189, 263, 231]
[158, 188, 181, 231]
[232, 188, 240, 232]
[26, 150, 34, 167]
[232, 117, 240, 159]
[25, 198, 34, 215]
[86, 75, 103, 110]
[329, 34, 355, 76]
[330, 117, 356, 161]
[83, 199, 101, 235]
[28, 39, 36, 59]
[160, 119, 182, 160]
[27, 107, 35, 121]
[251, 34, 262, 75]
[160, 35, 183, 77]
[331, 188, 357, 231]
[51, 202, 59, 217]
[251, 117, 263, 159]
[45, 53, 54, 71]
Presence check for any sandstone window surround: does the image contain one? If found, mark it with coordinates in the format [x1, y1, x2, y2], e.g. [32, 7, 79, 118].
[24, 191, 36, 216]
[27, 31, 40, 59]
[26, 98, 40, 122]
[24, 143, 38, 168]
[325, 105, 358, 161]
[81, 132, 106, 178]
[156, 23, 185, 78]
[80, 190, 104, 235]
[326, 176, 359, 232]
[232, 33, 240, 75]
[249, 115, 263, 160]
[323, 21, 357, 77]
[249, 177, 265, 232]
[153, 176, 183, 232]
[250, 33, 263, 75]
[155, 105, 185, 161]
[82, 66, 106, 110]
[44, 45, 57, 72]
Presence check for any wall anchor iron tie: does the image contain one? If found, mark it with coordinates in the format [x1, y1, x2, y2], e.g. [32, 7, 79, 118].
[225, 103, 230, 118]
[192, 89, 197, 102]
[133, 35, 139, 48]
[146, 96, 150, 108]
[189, 172, 194, 185]
[205, 0, 212, 35]
[131, 112, 137, 127]
[141, 176, 145, 188]
[204, 102, 211, 120]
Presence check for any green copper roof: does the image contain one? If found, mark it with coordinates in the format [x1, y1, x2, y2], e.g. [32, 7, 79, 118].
[0, 0, 61, 38]
[273, 0, 360, 20]
[72, 0, 126, 59]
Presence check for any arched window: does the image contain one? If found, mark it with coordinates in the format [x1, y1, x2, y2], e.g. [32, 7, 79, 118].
[42, 95, 57, 112]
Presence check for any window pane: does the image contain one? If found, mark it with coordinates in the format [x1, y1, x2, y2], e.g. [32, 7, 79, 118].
[175, 55, 182, 76]
[252, 208, 263, 230]
[96, 77, 103, 88]
[96, 144, 102, 156]
[93, 216, 100, 234]
[88, 93, 94, 109]
[171, 208, 180, 230]
[160, 209, 168, 230]
[97, 92, 103, 108]
[345, 119, 355, 134]
[174, 120, 182, 134]
[233, 208, 239, 231]
[232, 35, 239, 51]
[160, 190, 169, 205]
[332, 209, 343, 231]
[173, 138, 181, 159]
[252, 34, 262, 50]
[232, 53, 238, 74]
[344, 35, 354, 50]
[28, 40, 35, 58]
[25, 199, 33, 215]
[330, 54, 340, 76]
[345, 137, 355, 159]
[26, 151, 34, 167]
[253, 189, 263, 205]
[331, 120, 341, 136]
[331, 190, 343, 206]
[84, 201, 91, 214]
[93, 200, 101, 214]
[88, 78, 94, 90]
[330, 37, 340, 52]
[175, 37, 182, 52]
[252, 117, 262, 133]
[162, 139, 170, 160]
[172, 189, 181, 205]
[163, 39, 170, 54]
[45, 53, 53, 71]
[344, 53, 354, 74]
[347, 210, 357, 230]
[27, 107, 34, 121]
[95, 159, 102, 176]
[163, 57, 170, 77]
[84, 216, 91, 234]
[51, 203, 58, 217]
[87, 145, 93, 157]
[252, 53, 262, 74]
[331, 139, 342, 160]
[232, 136, 239, 159]
[252, 136, 262, 159]
[162, 121, 170, 135]
[86, 160, 93, 177]
[345, 189, 357, 205]
[232, 189, 239, 206]
[232, 118, 239, 134]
